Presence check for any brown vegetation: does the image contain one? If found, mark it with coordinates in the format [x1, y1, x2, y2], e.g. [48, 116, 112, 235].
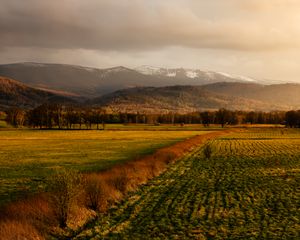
[0, 130, 230, 239]
[0, 195, 52, 240]
[47, 169, 82, 228]
[203, 144, 213, 159]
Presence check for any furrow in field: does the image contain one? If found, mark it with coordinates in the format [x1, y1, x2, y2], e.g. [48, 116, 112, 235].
[75, 129, 300, 239]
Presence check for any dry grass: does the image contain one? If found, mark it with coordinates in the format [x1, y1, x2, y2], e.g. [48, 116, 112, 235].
[0, 195, 52, 240]
[0, 130, 230, 239]
[0, 220, 43, 240]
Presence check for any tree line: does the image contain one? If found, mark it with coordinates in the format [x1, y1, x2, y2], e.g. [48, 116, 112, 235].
[4, 103, 300, 128]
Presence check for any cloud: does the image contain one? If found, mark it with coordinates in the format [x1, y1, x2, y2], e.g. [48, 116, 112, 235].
[1, 0, 300, 52]
[2, 0, 300, 82]
[234, 0, 300, 11]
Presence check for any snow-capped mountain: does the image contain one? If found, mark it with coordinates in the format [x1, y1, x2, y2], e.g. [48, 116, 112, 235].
[1, 62, 300, 112]
[0, 63, 260, 98]
[135, 66, 257, 83]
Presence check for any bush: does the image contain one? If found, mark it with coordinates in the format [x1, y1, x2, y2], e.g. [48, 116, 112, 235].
[84, 174, 108, 212]
[107, 168, 130, 194]
[47, 169, 82, 228]
[203, 145, 212, 159]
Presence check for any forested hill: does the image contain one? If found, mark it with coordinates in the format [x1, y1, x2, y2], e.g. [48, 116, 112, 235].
[91, 85, 291, 113]
[0, 76, 75, 109]
[202, 82, 300, 108]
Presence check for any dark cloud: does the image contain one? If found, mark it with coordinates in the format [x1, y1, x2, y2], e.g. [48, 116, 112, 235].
[1, 0, 300, 82]
[1, 0, 299, 51]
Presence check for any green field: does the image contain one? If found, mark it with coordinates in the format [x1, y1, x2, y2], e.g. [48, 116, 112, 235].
[0, 120, 7, 128]
[103, 124, 222, 131]
[0, 129, 208, 205]
[75, 128, 300, 239]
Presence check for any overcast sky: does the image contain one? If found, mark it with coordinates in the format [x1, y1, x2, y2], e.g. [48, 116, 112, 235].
[1, 0, 300, 82]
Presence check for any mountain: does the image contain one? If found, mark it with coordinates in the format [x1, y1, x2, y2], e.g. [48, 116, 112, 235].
[1, 62, 299, 113]
[1, 75, 299, 113]
[0, 63, 259, 98]
[91, 85, 288, 113]
[0, 76, 76, 110]
[202, 82, 300, 108]
[135, 66, 257, 83]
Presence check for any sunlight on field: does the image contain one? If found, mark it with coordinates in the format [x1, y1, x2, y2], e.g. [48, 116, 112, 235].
[103, 124, 222, 131]
[215, 129, 300, 158]
[0, 120, 7, 128]
[76, 128, 300, 239]
[0, 129, 208, 205]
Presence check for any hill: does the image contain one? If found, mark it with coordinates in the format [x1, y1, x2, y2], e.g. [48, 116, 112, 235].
[0, 76, 76, 110]
[91, 85, 287, 113]
[0, 63, 259, 97]
[202, 82, 300, 108]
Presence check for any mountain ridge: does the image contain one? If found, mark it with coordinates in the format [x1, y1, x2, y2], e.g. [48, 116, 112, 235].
[1, 63, 300, 113]
[0, 62, 265, 98]
[0, 76, 76, 109]
[135, 65, 257, 83]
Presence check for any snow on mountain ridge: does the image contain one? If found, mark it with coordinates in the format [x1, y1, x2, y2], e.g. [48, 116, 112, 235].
[135, 65, 162, 75]
[166, 72, 176, 77]
[136, 66, 198, 78]
[216, 72, 256, 82]
[10, 63, 257, 83]
[135, 66, 256, 82]
[186, 70, 198, 78]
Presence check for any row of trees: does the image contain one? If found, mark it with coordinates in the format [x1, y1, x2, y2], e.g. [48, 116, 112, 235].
[285, 110, 300, 128]
[4, 103, 298, 128]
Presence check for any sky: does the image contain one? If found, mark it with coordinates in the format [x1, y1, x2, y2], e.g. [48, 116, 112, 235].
[1, 0, 300, 82]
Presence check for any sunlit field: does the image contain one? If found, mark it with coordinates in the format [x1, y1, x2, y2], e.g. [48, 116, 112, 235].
[76, 128, 300, 239]
[103, 124, 222, 131]
[0, 120, 7, 128]
[0, 129, 208, 205]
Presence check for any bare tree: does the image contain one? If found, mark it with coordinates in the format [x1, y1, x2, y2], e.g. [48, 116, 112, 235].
[47, 169, 82, 228]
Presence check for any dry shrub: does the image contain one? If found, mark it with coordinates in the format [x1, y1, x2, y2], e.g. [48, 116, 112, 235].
[0, 220, 43, 240]
[66, 204, 96, 231]
[47, 169, 82, 228]
[156, 150, 177, 165]
[120, 162, 145, 187]
[106, 167, 131, 194]
[129, 161, 153, 184]
[84, 174, 109, 212]
[143, 158, 167, 178]
[144, 161, 158, 178]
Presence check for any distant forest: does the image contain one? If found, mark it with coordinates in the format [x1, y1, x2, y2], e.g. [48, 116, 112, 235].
[3, 103, 300, 128]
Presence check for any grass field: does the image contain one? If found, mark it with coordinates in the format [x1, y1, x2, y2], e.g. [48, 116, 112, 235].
[0, 120, 7, 128]
[0, 129, 208, 206]
[103, 124, 222, 131]
[75, 128, 300, 239]
[0, 123, 223, 131]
